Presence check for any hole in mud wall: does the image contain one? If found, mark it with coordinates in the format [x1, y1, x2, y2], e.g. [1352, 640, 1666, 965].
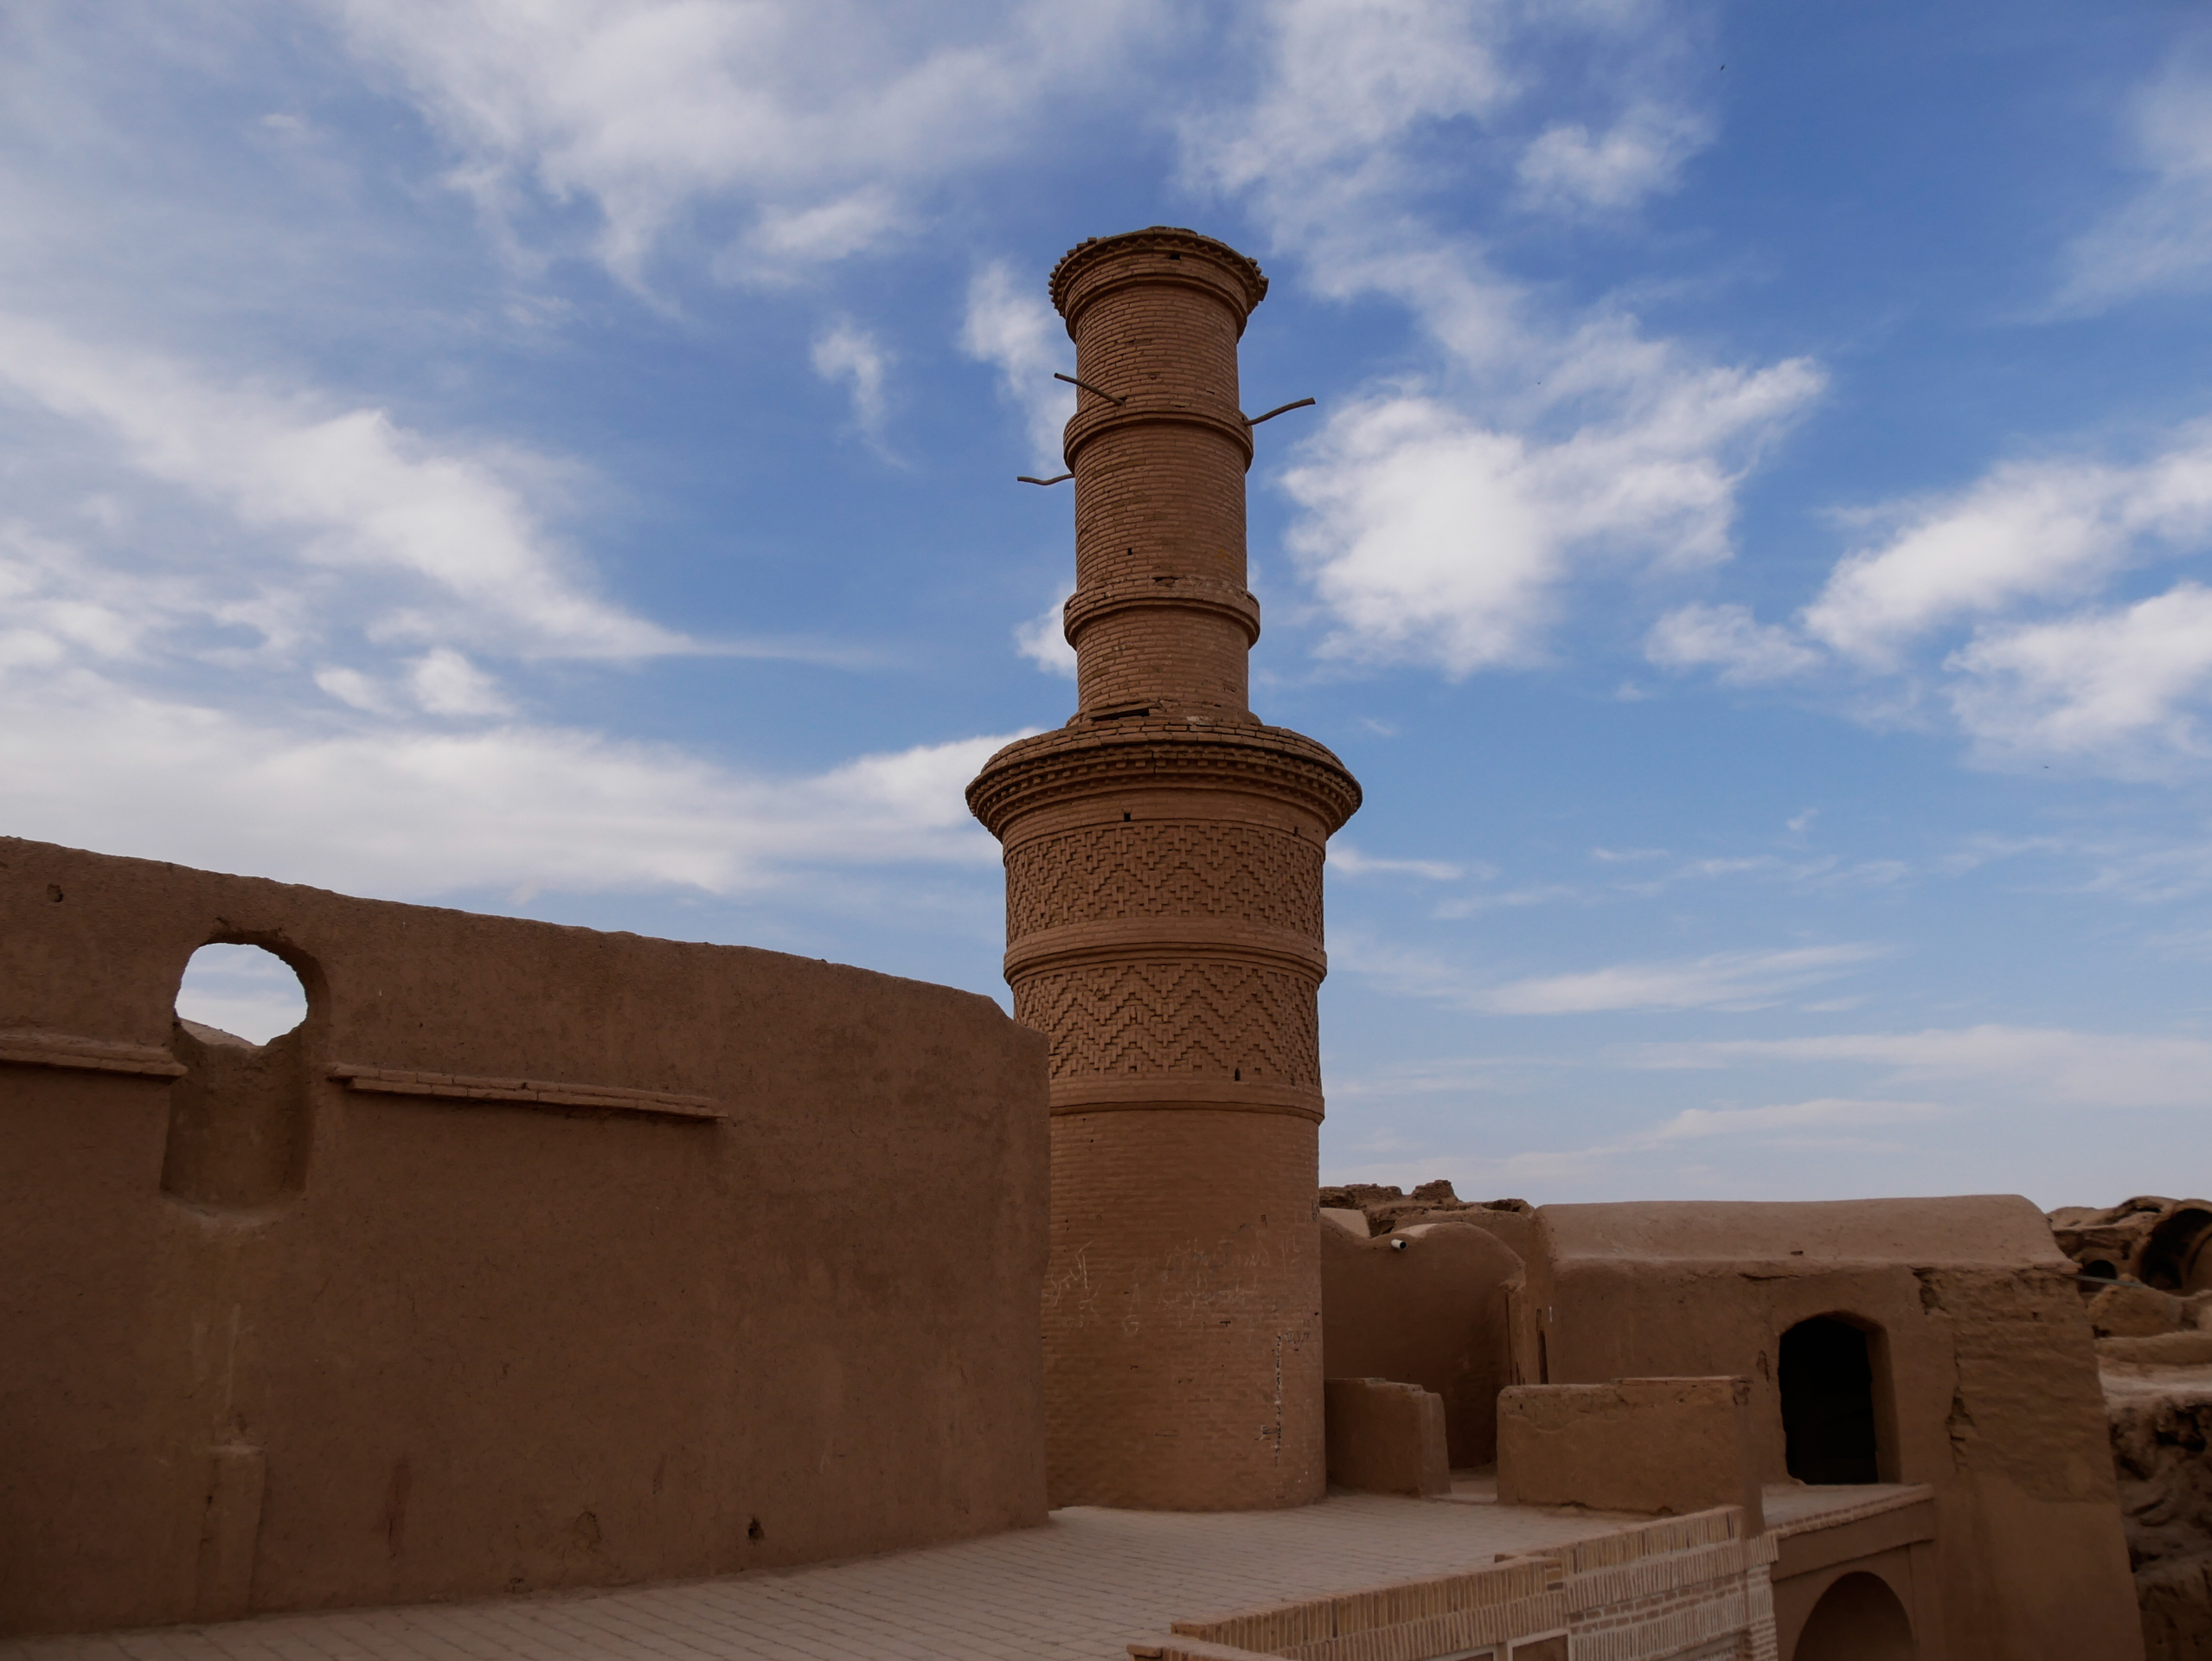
[1791, 1570, 1914, 1661]
[176, 943, 309, 1044]
[2140, 1208, 2212, 1292]
[1779, 1316, 1882, 1485]
[163, 943, 315, 1213]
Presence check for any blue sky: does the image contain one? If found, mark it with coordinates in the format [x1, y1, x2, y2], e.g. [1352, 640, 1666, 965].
[6, 1, 2209, 1207]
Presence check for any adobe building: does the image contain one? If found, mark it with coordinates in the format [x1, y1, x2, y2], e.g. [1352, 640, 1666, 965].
[967, 228, 1362, 1510]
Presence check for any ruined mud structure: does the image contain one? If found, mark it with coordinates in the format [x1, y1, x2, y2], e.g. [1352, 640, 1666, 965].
[0, 229, 2180, 1661]
[2043, 1198, 2212, 1656]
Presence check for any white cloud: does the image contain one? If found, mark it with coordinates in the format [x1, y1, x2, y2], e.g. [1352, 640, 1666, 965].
[1327, 844, 1462, 880]
[1516, 102, 1711, 213]
[315, 666, 396, 713]
[407, 646, 514, 716]
[1183, 0, 1516, 211]
[811, 319, 892, 435]
[1477, 943, 1883, 1015]
[1283, 363, 1821, 675]
[1177, 1, 1819, 675]
[0, 661, 1028, 898]
[959, 260, 1074, 471]
[718, 187, 906, 284]
[1636, 1024, 2212, 1111]
[1344, 939, 1883, 1015]
[0, 313, 687, 662]
[1012, 587, 1075, 677]
[1645, 601, 1820, 683]
[2059, 55, 2212, 310]
[1801, 426, 2212, 664]
[322, 0, 1164, 281]
[1647, 1097, 1941, 1141]
[1946, 583, 2212, 768]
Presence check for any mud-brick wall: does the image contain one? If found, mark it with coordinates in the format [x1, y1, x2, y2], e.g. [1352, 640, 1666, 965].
[1523, 1198, 2144, 1661]
[0, 837, 1050, 1637]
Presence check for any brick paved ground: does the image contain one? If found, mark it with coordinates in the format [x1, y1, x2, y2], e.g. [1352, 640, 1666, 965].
[2, 1495, 1653, 1661]
[5, 1488, 1907, 1661]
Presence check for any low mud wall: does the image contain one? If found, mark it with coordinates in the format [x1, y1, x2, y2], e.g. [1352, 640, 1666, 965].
[0, 837, 1049, 1635]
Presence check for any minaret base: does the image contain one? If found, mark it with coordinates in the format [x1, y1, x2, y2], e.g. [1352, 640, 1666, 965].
[1044, 1107, 1324, 1510]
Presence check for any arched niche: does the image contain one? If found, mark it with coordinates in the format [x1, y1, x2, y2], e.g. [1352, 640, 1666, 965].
[1792, 1569, 1915, 1661]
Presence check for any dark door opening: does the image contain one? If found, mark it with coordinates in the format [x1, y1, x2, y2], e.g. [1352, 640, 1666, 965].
[1780, 1316, 1881, 1484]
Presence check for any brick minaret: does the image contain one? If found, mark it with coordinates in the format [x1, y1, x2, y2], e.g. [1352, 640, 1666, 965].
[966, 228, 1361, 1510]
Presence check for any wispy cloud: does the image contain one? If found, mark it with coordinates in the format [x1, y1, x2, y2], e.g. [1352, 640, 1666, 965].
[1515, 102, 1712, 215]
[1011, 586, 1076, 677]
[1179, 0, 1821, 677]
[1634, 1024, 2212, 1110]
[1343, 940, 1884, 1015]
[811, 317, 893, 438]
[1945, 583, 2212, 773]
[959, 259, 1074, 472]
[2058, 50, 2212, 311]
[1646, 601, 1820, 684]
[1328, 843, 1463, 881]
[0, 312, 688, 663]
[1645, 415, 2212, 776]
[1322, 1096, 1946, 1197]
[1282, 366, 1819, 676]
[0, 657, 1030, 898]
[1476, 943, 1884, 1015]
[322, 0, 1169, 284]
[1802, 424, 2212, 665]
[1646, 1097, 1942, 1141]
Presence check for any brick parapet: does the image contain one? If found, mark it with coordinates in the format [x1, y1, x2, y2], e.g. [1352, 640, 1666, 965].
[1150, 1508, 1781, 1661]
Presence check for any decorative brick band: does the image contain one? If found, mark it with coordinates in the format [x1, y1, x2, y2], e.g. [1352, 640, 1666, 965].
[968, 722, 1362, 838]
[0, 1027, 186, 1078]
[1048, 1079, 1325, 1120]
[1005, 920, 1325, 982]
[327, 1065, 722, 1120]
[1065, 403, 1256, 471]
[1016, 958, 1319, 1088]
[1004, 820, 1324, 940]
[1063, 575, 1262, 650]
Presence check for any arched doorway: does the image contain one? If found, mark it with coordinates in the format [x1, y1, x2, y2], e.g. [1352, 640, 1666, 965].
[1780, 1315, 1882, 1484]
[1792, 1571, 1914, 1660]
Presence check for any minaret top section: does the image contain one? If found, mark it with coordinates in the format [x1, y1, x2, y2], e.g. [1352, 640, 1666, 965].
[1043, 227, 1280, 727]
[1049, 227, 1269, 330]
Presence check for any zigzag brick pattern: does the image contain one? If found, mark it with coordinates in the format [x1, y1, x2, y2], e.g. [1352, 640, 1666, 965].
[968, 228, 1361, 1510]
[1003, 823, 1324, 938]
[1014, 960, 1320, 1086]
